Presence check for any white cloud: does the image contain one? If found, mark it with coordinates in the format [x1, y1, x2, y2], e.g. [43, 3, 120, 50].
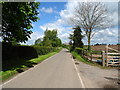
[41, 7, 53, 13]
[90, 28, 118, 45]
[39, 1, 118, 45]
[58, 33, 70, 43]
[40, 19, 69, 34]
[21, 32, 44, 45]
[39, 18, 73, 43]
[41, 7, 54, 13]
[59, 1, 118, 44]
[69, 0, 119, 2]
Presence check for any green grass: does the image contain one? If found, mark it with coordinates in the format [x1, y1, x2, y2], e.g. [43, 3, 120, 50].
[30, 52, 59, 63]
[0, 48, 62, 82]
[71, 51, 117, 69]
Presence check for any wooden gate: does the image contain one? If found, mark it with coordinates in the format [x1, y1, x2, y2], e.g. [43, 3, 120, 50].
[102, 45, 120, 67]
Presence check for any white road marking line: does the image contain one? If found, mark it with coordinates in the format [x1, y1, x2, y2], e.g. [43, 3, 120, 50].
[70, 54, 85, 88]
[0, 53, 59, 88]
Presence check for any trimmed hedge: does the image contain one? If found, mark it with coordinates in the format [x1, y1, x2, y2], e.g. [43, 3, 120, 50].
[2, 43, 58, 71]
[2, 44, 38, 71]
[33, 45, 57, 55]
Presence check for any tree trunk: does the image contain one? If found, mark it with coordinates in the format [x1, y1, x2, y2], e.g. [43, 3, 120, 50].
[87, 34, 91, 51]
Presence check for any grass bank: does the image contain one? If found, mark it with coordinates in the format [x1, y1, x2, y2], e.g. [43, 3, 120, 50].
[0, 48, 62, 82]
[71, 51, 117, 69]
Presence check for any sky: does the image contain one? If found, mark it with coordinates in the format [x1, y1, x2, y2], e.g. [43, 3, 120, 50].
[22, 0, 119, 45]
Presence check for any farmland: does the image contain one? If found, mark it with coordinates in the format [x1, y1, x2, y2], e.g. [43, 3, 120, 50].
[91, 45, 119, 51]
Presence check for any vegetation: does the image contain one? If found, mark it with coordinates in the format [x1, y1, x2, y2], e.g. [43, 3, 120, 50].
[62, 44, 71, 50]
[2, 2, 40, 44]
[70, 2, 111, 50]
[34, 38, 43, 45]
[34, 29, 62, 47]
[32, 45, 58, 55]
[3, 34, 62, 72]
[69, 26, 83, 54]
[71, 51, 116, 69]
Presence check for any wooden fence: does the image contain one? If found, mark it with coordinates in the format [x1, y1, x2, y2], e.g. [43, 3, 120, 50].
[76, 45, 120, 67]
[102, 45, 120, 67]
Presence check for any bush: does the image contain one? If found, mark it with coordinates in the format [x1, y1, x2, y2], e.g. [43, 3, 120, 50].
[2, 43, 38, 71]
[32, 45, 57, 55]
[2, 43, 58, 71]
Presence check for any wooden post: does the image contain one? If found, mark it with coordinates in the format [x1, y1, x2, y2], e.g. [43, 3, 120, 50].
[90, 52, 92, 61]
[105, 45, 108, 66]
[102, 51, 105, 67]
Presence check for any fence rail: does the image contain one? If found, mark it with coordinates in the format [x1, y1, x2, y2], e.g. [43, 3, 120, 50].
[76, 45, 120, 67]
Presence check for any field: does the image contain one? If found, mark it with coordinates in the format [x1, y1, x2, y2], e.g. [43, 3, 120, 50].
[91, 45, 119, 51]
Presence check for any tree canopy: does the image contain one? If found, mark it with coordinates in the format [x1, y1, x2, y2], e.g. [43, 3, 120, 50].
[2, 2, 40, 43]
[34, 38, 43, 45]
[43, 29, 62, 47]
[69, 26, 83, 52]
[71, 2, 111, 50]
[35, 29, 62, 47]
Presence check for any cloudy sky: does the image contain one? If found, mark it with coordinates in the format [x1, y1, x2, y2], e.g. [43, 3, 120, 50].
[22, 0, 119, 45]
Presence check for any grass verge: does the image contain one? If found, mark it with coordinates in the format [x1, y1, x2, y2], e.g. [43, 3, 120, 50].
[0, 48, 62, 82]
[71, 51, 118, 69]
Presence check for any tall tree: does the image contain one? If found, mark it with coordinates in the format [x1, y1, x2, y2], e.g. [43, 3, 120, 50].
[71, 2, 111, 50]
[43, 29, 62, 47]
[71, 26, 83, 52]
[2, 2, 40, 43]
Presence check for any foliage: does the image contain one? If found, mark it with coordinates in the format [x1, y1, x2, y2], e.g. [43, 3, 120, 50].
[69, 26, 83, 53]
[36, 29, 62, 47]
[62, 44, 71, 50]
[1, 49, 62, 81]
[2, 2, 40, 43]
[34, 38, 43, 45]
[71, 2, 111, 50]
[2, 43, 38, 71]
[32, 45, 57, 55]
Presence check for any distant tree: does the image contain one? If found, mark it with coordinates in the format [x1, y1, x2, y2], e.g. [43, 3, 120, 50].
[95, 43, 99, 45]
[34, 38, 43, 45]
[71, 2, 112, 51]
[52, 38, 62, 47]
[72, 26, 84, 53]
[2, 2, 40, 44]
[43, 29, 62, 47]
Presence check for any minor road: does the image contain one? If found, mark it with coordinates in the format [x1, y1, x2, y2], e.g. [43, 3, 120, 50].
[2, 49, 83, 88]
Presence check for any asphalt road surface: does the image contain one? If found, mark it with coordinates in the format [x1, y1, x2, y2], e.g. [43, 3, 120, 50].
[2, 49, 83, 88]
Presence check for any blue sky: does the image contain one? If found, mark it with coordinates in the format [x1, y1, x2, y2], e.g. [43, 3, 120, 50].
[23, 1, 119, 45]
[32, 2, 66, 32]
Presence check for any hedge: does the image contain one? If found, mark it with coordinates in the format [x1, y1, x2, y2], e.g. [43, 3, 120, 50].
[33, 45, 57, 55]
[2, 43, 58, 71]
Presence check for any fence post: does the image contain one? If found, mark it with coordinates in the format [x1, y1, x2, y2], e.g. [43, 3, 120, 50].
[105, 45, 108, 66]
[90, 52, 92, 61]
[102, 51, 105, 67]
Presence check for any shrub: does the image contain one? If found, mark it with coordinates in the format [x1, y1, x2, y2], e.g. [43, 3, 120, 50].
[32, 45, 57, 55]
[2, 43, 38, 71]
[2, 43, 58, 71]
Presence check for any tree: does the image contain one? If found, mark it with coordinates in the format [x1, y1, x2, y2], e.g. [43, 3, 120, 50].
[34, 38, 42, 45]
[73, 26, 83, 49]
[70, 26, 83, 53]
[71, 2, 111, 50]
[43, 29, 62, 47]
[2, 2, 40, 43]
